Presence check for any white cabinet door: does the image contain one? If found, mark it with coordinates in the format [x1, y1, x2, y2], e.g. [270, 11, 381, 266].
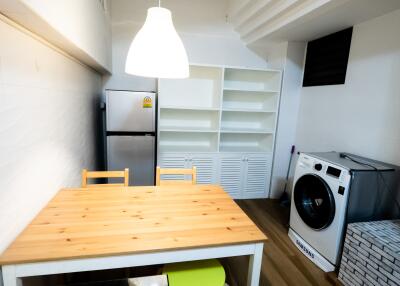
[158, 153, 218, 184]
[242, 154, 271, 199]
[159, 152, 272, 199]
[219, 155, 245, 199]
[158, 153, 188, 181]
[189, 154, 218, 185]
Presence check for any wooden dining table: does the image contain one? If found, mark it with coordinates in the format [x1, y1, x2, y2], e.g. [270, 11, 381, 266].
[0, 185, 267, 286]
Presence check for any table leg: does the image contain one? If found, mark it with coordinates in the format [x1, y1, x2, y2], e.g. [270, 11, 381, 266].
[1, 266, 22, 286]
[247, 243, 263, 286]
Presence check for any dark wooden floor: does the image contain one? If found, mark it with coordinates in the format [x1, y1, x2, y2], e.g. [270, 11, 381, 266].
[225, 199, 341, 286]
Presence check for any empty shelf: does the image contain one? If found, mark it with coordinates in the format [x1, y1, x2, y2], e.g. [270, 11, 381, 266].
[159, 131, 218, 152]
[222, 108, 276, 113]
[220, 128, 274, 134]
[160, 106, 220, 111]
[219, 133, 273, 153]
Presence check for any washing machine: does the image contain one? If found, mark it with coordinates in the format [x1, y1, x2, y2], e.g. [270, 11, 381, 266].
[289, 152, 400, 272]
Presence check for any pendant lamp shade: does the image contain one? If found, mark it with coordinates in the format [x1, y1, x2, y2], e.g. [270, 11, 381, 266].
[125, 7, 189, 79]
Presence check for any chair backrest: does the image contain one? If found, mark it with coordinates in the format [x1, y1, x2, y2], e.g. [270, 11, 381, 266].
[82, 169, 129, 188]
[156, 167, 197, 186]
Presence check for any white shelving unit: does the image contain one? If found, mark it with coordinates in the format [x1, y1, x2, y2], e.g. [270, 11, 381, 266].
[158, 65, 282, 199]
[158, 131, 219, 153]
[221, 111, 275, 132]
[224, 68, 281, 92]
[222, 90, 278, 112]
[159, 108, 220, 132]
[219, 133, 273, 152]
[158, 65, 222, 153]
[158, 65, 223, 109]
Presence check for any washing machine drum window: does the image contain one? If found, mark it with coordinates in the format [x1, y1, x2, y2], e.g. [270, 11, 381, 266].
[294, 174, 336, 230]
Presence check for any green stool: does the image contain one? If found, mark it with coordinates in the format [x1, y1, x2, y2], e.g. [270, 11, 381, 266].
[163, 259, 225, 286]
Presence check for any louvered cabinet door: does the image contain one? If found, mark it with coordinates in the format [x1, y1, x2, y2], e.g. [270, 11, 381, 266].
[218, 155, 244, 199]
[190, 154, 217, 185]
[158, 153, 188, 181]
[242, 154, 272, 199]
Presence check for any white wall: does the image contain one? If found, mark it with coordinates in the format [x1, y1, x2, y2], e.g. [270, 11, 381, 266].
[268, 42, 306, 198]
[105, 0, 268, 91]
[1, 0, 112, 73]
[295, 9, 400, 171]
[0, 18, 102, 252]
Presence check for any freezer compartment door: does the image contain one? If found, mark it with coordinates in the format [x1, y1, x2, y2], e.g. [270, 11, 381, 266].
[106, 90, 155, 132]
[107, 135, 155, 186]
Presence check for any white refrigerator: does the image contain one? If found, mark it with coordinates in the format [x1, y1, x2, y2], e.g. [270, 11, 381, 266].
[106, 90, 156, 186]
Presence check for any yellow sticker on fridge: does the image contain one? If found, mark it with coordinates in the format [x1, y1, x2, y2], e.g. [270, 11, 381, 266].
[143, 96, 152, 108]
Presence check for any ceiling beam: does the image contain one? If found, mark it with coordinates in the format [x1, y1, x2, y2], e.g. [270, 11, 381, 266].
[243, 0, 338, 44]
[230, 0, 273, 28]
[227, 0, 252, 19]
[237, 0, 301, 36]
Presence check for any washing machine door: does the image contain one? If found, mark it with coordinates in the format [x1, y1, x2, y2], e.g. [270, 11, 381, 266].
[294, 174, 335, 230]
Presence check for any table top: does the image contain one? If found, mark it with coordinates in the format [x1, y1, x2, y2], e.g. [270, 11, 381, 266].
[0, 185, 267, 265]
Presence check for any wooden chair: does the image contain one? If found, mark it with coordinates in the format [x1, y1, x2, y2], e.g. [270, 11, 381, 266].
[156, 166, 197, 186]
[82, 169, 129, 188]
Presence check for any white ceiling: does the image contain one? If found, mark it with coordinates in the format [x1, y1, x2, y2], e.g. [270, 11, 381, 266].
[110, 0, 235, 38]
[228, 0, 400, 46]
[111, 0, 400, 49]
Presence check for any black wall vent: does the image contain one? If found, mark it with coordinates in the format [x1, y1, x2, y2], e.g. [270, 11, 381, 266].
[303, 27, 353, 87]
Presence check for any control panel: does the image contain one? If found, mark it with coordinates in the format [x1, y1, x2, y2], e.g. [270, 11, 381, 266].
[326, 166, 341, 178]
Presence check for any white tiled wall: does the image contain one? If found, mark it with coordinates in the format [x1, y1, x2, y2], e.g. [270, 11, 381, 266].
[0, 19, 102, 252]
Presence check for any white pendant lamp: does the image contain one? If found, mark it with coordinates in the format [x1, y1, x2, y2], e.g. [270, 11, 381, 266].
[125, 1, 189, 79]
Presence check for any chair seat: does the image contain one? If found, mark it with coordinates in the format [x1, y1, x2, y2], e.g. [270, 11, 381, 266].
[163, 259, 225, 286]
